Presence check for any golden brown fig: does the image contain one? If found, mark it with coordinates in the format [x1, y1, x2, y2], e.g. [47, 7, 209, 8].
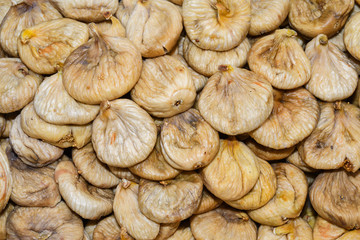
[248, 29, 311, 89]
[200, 138, 260, 201]
[305, 34, 358, 101]
[167, 224, 195, 240]
[248, 163, 308, 226]
[250, 88, 319, 149]
[190, 206, 257, 240]
[0, 0, 62, 57]
[54, 160, 114, 220]
[198, 66, 273, 135]
[313, 216, 347, 240]
[160, 108, 219, 171]
[138, 172, 203, 223]
[50, 0, 119, 22]
[226, 158, 276, 210]
[0, 58, 42, 113]
[113, 179, 160, 240]
[20, 102, 92, 149]
[168, 0, 183, 5]
[182, 36, 251, 77]
[289, 0, 354, 38]
[9, 115, 63, 167]
[193, 188, 223, 215]
[245, 138, 295, 161]
[6, 201, 84, 240]
[344, 12, 360, 61]
[249, 0, 290, 36]
[116, 0, 182, 58]
[0, 203, 14, 240]
[299, 102, 360, 172]
[310, 169, 360, 230]
[131, 55, 196, 118]
[287, 149, 316, 173]
[92, 99, 157, 168]
[63, 24, 142, 105]
[0, 140, 12, 212]
[182, 0, 251, 51]
[73, 143, 120, 188]
[109, 166, 140, 183]
[258, 217, 313, 240]
[93, 215, 122, 240]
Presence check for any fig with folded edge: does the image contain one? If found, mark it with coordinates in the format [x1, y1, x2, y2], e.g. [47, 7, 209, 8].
[245, 138, 295, 161]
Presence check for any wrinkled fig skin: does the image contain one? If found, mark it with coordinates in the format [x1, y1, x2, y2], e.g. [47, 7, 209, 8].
[250, 88, 320, 149]
[0, 1, 10, 24]
[54, 160, 114, 220]
[92, 99, 157, 168]
[287, 150, 316, 173]
[313, 216, 347, 240]
[248, 29, 311, 90]
[0, 58, 42, 114]
[73, 143, 120, 188]
[0, 140, 12, 212]
[226, 158, 277, 210]
[182, 36, 251, 77]
[305, 34, 358, 102]
[0, 203, 14, 240]
[113, 180, 160, 240]
[63, 24, 142, 105]
[9, 116, 64, 167]
[182, 0, 251, 51]
[289, 0, 354, 38]
[167, 225, 195, 240]
[138, 172, 203, 223]
[6, 201, 84, 240]
[160, 108, 219, 171]
[84, 220, 97, 240]
[193, 188, 223, 215]
[248, 163, 308, 226]
[200, 139, 260, 201]
[93, 215, 123, 240]
[109, 166, 140, 183]
[95, 15, 126, 38]
[310, 170, 360, 230]
[190, 206, 257, 240]
[245, 138, 295, 161]
[0, 0, 62, 57]
[155, 222, 180, 240]
[50, 0, 119, 22]
[198, 67, 273, 135]
[117, 0, 183, 58]
[344, 12, 360, 61]
[131, 55, 196, 118]
[20, 102, 92, 149]
[299, 102, 360, 172]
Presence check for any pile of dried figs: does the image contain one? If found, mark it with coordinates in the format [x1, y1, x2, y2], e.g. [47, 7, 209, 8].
[1, 0, 360, 239]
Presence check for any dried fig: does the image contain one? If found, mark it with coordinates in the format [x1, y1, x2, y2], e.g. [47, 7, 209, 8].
[287, 149, 316, 173]
[131, 55, 196, 118]
[0, 1, 10, 24]
[93, 215, 123, 240]
[0, 203, 14, 240]
[198, 66, 273, 135]
[95, 15, 126, 38]
[109, 166, 140, 183]
[313, 216, 347, 240]
[155, 222, 181, 240]
[193, 188, 223, 215]
[0, 115, 5, 138]
[344, 12, 360, 61]
[0, 140, 12, 212]
[167, 224, 195, 240]
[329, 27, 346, 52]
[245, 138, 295, 161]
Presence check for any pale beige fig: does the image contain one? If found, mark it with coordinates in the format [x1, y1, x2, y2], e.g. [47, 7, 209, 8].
[160, 108, 219, 171]
[190, 206, 257, 240]
[345, 12, 360, 61]
[193, 188, 223, 215]
[9, 115, 63, 167]
[248, 29, 311, 89]
[155, 222, 180, 240]
[245, 138, 295, 161]
[95, 15, 126, 38]
[298, 102, 360, 172]
[310, 169, 360, 230]
[305, 34, 358, 101]
[226, 158, 276, 210]
[92, 99, 157, 168]
[54, 160, 114, 220]
[20, 102, 92, 148]
[113, 179, 160, 240]
[200, 138, 260, 201]
[18, 18, 89, 75]
[258, 217, 313, 240]
[116, 0, 182, 58]
[0, 203, 14, 240]
[167, 224, 195, 240]
[0, 115, 5, 138]
[109, 166, 140, 183]
[182, 36, 251, 77]
[138, 172, 203, 223]
[198, 66, 273, 135]
[63, 24, 142, 105]
[93, 215, 123, 240]
[313, 216, 348, 240]
[6, 201, 84, 240]
[287, 150, 316, 173]
[182, 0, 251, 51]
[0, 140, 12, 212]
[289, 0, 354, 38]
[33, 72, 99, 125]
[131, 55, 196, 118]
[0, 58, 42, 113]
[0, 0, 62, 57]
[250, 88, 319, 149]
[248, 163, 308, 226]
[50, 0, 119, 22]
[0, 1, 10, 24]
[329, 27, 346, 52]
[73, 143, 120, 188]
[249, 0, 290, 36]
[129, 136, 180, 181]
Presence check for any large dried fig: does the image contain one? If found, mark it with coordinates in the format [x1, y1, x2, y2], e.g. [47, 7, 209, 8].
[0, 140, 12, 212]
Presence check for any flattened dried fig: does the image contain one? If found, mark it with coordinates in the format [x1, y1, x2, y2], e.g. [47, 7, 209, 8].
[198, 66, 273, 135]
[248, 29, 311, 89]
[0, 140, 12, 212]
[138, 172, 203, 223]
[245, 138, 295, 161]
[193, 188, 223, 215]
[183, 0, 250, 51]
[131, 55, 196, 118]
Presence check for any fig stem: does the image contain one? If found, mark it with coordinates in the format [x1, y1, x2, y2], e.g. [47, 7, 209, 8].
[20, 29, 35, 44]
[319, 35, 328, 45]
